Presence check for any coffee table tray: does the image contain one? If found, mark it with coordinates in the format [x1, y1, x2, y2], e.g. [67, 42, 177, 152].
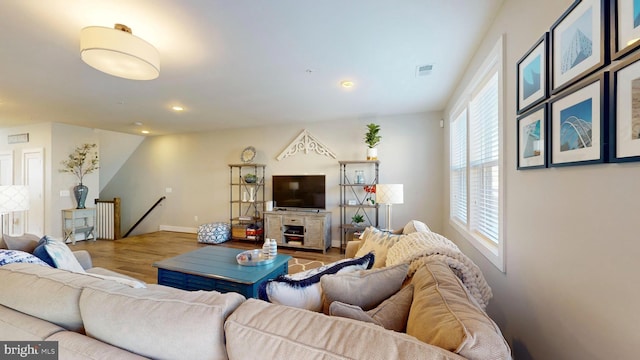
[236, 249, 275, 266]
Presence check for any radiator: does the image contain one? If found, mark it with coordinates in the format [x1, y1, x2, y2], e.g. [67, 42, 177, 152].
[95, 198, 121, 240]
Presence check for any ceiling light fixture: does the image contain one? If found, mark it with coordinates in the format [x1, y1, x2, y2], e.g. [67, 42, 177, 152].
[340, 80, 354, 88]
[80, 24, 160, 80]
[141, 130, 150, 134]
[172, 106, 184, 111]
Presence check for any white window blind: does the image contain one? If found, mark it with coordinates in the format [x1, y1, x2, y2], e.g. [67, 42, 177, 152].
[469, 72, 499, 243]
[450, 110, 467, 224]
[448, 36, 504, 271]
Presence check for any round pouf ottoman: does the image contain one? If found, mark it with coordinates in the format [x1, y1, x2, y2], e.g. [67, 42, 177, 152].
[197, 222, 231, 244]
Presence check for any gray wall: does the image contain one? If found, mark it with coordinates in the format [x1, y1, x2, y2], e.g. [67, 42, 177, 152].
[443, 0, 640, 359]
[101, 112, 444, 242]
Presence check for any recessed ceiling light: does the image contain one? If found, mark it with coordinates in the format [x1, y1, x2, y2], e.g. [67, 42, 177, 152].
[141, 130, 150, 134]
[340, 80, 354, 88]
[172, 106, 184, 111]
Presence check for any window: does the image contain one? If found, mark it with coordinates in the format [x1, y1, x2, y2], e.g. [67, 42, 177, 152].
[449, 37, 504, 272]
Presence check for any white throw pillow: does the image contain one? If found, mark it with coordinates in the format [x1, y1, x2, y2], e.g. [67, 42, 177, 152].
[44, 237, 86, 273]
[258, 252, 374, 312]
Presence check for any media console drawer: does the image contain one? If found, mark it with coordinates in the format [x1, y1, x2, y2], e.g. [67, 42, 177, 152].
[283, 216, 304, 225]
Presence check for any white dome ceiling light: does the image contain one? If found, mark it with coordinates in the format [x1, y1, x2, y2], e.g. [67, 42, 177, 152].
[80, 24, 160, 80]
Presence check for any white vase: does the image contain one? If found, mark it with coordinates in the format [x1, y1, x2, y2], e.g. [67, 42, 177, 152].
[367, 147, 378, 160]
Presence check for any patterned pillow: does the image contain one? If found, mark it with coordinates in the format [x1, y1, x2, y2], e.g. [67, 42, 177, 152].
[355, 227, 404, 268]
[197, 222, 231, 244]
[257, 252, 375, 312]
[0, 249, 51, 267]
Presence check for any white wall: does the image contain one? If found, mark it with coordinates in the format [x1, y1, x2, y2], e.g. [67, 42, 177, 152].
[94, 129, 144, 192]
[100, 112, 444, 241]
[443, 1, 640, 359]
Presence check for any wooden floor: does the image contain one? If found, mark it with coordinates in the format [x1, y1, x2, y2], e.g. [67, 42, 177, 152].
[70, 231, 344, 284]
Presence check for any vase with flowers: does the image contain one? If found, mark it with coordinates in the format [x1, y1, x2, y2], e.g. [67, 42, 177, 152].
[60, 143, 99, 209]
[363, 185, 376, 205]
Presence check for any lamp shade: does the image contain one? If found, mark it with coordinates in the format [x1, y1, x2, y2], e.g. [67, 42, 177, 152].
[376, 184, 404, 204]
[0, 185, 29, 213]
[80, 24, 160, 80]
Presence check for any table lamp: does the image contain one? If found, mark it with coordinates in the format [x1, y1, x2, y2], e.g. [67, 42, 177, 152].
[376, 184, 403, 231]
[0, 185, 30, 236]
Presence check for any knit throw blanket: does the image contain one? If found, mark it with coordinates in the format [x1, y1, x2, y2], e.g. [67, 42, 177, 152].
[385, 231, 493, 309]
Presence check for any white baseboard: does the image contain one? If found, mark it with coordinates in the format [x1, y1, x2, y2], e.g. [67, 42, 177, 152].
[159, 225, 197, 234]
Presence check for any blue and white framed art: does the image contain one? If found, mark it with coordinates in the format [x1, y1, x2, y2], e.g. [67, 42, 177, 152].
[517, 103, 548, 169]
[517, 33, 549, 114]
[550, 73, 609, 166]
[610, 0, 640, 60]
[551, 0, 609, 94]
[609, 51, 640, 162]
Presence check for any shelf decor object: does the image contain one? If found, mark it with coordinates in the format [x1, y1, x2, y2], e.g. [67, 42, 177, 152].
[80, 24, 160, 80]
[376, 184, 404, 231]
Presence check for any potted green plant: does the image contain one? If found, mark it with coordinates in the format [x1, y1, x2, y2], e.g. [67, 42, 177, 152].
[351, 214, 365, 226]
[364, 123, 381, 160]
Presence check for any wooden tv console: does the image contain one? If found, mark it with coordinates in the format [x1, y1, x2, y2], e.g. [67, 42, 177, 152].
[263, 210, 331, 253]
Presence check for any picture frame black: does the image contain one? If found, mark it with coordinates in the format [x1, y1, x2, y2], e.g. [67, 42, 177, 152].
[517, 102, 549, 169]
[610, 0, 640, 60]
[550, 0, 609, 94]
[517, 33, 549, 114]
[549, 72, 609, 167]
[609, 51, 640, 162]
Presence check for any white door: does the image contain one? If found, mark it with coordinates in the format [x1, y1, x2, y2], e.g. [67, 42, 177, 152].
[22, 148, 44, 236]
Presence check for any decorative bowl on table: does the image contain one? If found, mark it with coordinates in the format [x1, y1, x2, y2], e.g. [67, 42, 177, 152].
[236, 249, 275, 266]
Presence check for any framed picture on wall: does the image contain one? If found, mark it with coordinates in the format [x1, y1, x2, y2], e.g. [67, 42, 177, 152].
[611, 0, 640, 60]
[609, 51, 640, 162]
[517, 103, 548, 169]
[551, 0, 608, 94]
[550, 73, 608, 166]
[517, 33, 549, 114]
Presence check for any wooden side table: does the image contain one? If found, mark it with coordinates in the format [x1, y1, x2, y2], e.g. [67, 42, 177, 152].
[62, 208, 96, 245]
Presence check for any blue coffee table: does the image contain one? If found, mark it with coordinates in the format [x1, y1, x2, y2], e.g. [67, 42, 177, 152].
[153, 246, 291, 298]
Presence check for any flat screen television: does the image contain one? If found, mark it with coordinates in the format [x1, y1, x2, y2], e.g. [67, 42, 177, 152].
[272, 175, 326, 210]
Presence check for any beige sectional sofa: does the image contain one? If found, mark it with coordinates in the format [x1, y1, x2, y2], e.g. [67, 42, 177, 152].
[0, 224, 511, 359]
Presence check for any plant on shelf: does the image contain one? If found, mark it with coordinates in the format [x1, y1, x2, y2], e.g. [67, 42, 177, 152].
[351, 214, 365, 226]
[364, 123, 381, 160]
[244, 173, 257, 183]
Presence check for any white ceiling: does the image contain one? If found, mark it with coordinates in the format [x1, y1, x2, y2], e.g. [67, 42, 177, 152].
[0, 0, 504, 136]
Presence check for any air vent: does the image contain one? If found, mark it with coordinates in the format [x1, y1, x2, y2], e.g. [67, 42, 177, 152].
[416, 64, 434, 77]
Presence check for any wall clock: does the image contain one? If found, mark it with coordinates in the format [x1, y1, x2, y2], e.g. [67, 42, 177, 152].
[241, 146, 256, 163]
